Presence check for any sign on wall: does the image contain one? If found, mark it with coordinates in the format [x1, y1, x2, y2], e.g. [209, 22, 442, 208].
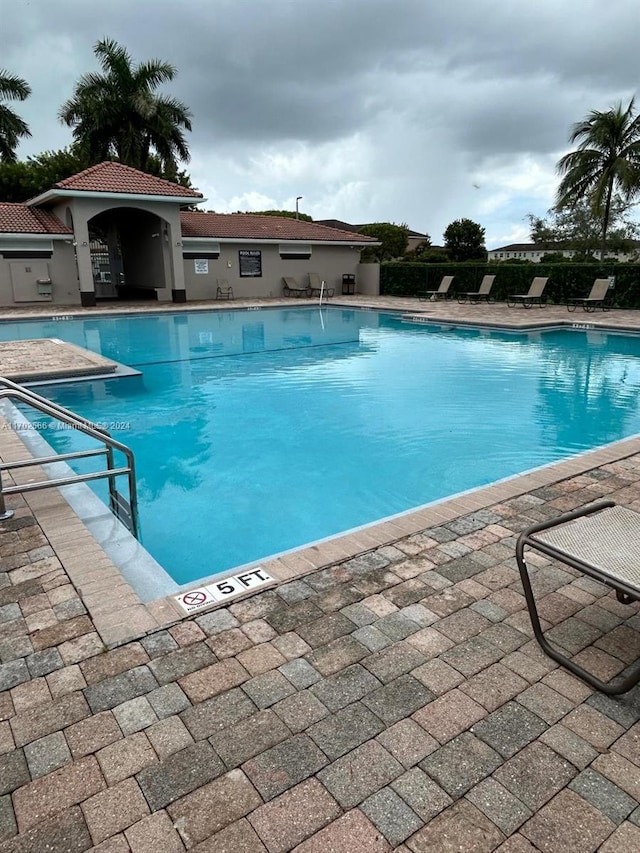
[194, 259, 209, 274]
[239, 249, 262, 277]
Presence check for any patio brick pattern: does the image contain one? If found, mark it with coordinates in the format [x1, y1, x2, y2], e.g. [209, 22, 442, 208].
[1, 452, 640, 850]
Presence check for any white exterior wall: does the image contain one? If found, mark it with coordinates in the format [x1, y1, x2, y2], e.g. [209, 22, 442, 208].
[0, 197, 379, 307]
[356, 263, 380, 295]
[182, 243, 370, 299]
[0, 240, 80, 306]
[488, 247, 640, 263]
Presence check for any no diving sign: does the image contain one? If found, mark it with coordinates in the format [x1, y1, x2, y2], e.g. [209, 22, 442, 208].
[175, 587, 216, 613]
[175, 568, 273, 613]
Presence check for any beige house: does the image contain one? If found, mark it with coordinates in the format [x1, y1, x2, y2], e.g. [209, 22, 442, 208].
[316, 219, 429, 256]
[488, 241, 640, 263]
[0, 162, 379, 308]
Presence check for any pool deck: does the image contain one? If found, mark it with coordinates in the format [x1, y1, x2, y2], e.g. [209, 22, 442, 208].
[0, 338, 118, 384]
[1, 296, 640, 851]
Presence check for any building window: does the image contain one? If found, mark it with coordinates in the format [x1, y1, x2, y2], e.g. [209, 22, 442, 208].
[239, 249, 262, 277]
[0, 250, 53, 259]
[182, 241, 220, 259]
[279, 243, 312, 260]
[0, 237, 54, 259]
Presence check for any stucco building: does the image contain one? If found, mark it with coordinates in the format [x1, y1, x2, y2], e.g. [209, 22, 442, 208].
[0, 162, 378, 307]
[487, 241, 640, 263]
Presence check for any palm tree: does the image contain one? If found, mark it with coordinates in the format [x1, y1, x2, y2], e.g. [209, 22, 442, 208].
[0, 71, 31, 162]
[556, 99, 640, 258]
[59, 38, 192, 175]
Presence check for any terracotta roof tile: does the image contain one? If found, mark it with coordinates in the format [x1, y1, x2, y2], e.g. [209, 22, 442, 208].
[53, 161, 203, 199]
[179, 212, 376, 242]
[0, 204, 71, 235]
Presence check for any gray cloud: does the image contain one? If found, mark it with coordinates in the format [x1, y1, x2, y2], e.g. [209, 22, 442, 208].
[2, 0, 639, 245]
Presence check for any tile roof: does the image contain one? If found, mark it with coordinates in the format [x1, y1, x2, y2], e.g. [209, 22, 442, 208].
[52, 161, 203, 199]
[489, 243, 540, 252]
[489, 241, 640, 252]
[316, 219, 428, 239]
[180, 212, 376, 242]
[315, 219, 360, 233]
[0, 204, 71, 235]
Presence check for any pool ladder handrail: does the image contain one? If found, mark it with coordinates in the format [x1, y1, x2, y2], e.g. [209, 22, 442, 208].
[0, 377, 139, 539]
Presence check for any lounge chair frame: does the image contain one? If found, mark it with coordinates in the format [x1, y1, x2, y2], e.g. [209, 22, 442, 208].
[507, 277, 548, 308]
[418, 275, 454, 302]
[457, 275, 496, 304]
[216, 280, 234, 300]
[308, 273, 334, 298]
[516, 500, 640, 694]
[282, 276, 311, 298]
[567, 278, 611, 313]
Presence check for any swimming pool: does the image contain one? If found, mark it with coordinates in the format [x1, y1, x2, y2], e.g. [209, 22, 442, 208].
[3, 307, 640, 587]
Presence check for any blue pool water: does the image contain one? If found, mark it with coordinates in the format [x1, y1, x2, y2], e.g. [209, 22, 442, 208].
[2, 308, 640, 585]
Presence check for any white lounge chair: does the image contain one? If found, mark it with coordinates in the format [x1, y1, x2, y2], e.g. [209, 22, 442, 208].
[507, 276, 548, 308]
[282, 276, 311, 297]
[418, 275, 454, 301]
[457, 275, 495, 304]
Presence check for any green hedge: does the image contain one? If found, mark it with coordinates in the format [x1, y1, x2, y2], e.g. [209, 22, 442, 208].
[380, 263, 640, 308]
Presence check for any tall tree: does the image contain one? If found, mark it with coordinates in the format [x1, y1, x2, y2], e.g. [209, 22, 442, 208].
[527, 199, 638, 258]
[0, 146, 193, 203]
[0, 71, 31, 162]
[556, 99, 640, 257]
[59, 38, 192, 175]
[358, 222, 409, 261]
[443, 218, 486, 261]
[0, 147, 88, 201]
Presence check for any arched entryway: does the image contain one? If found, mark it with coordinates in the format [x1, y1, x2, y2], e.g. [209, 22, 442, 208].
[88, 207, 171, 300]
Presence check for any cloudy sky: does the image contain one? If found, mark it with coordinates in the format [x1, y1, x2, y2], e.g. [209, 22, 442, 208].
[2, 0, 639, 248]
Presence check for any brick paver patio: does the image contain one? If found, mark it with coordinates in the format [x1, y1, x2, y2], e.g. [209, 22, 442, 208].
[1, 297, 640, 851]
[1, 456, 640, 851]
[0, 339, 117, 383]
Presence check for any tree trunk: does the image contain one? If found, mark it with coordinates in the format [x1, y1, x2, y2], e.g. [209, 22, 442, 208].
[600, 179, 614, 260]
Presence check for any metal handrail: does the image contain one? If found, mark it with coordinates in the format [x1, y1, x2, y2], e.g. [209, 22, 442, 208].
[0, 377, 111, 435]
[0, 381, 139, 538]
[0, 377, 123, 515]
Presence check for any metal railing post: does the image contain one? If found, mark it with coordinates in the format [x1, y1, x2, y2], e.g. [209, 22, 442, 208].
[0, 469, 15, 521]
[0, 380, 138, 537]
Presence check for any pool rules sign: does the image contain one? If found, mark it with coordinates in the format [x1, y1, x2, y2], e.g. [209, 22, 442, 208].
[175, 567, 273, 613]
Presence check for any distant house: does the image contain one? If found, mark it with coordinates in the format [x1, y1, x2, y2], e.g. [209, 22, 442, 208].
[487, 242, 640, 263]
[401, 228, 431, 254]
[314, 219, 359, 233]
[316, 220, 429, 255]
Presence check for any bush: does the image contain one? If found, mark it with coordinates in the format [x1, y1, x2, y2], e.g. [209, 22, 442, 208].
[380, 263, 640, 307]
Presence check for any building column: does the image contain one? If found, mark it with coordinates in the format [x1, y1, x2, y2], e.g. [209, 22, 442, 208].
[73, 217, 96, 307]
[166, 217, 186, 302]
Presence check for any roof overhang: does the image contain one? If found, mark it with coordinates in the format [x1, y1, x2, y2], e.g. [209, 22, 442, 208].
[181, 236, 377, 247]
[0, 232, 71, 241]
[27, 189, 206, 207]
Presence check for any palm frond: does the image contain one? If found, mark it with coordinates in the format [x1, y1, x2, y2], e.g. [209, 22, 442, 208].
[0, 102, 31, 162]
[136, 60, 176, 89]
[0, 71, 31, 101]
[61, 38, 192, 172]
[557, 98, 640, 251]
